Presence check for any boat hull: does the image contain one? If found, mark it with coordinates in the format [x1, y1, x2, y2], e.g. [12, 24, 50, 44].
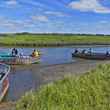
[0, 64, 10, 102]
[0, 77, 9, 102]
[0, 56, 40, 65]
[72, 52, 110, 60]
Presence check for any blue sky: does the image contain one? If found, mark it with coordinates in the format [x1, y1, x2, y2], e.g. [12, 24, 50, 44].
[0, 0, 110, 34]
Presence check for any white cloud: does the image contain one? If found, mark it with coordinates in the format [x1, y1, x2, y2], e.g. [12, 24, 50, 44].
[0, 15, 49, 31]
[0, 0, 18, 8]
[45, 11, 66, 17]
[69, 0, 110, 13]
[99, 20, 108, 24]
[6, 0, 17, 6]
[0, 17, 33, 31]
[21, 1, 47, 9]
[31, 15, 49, 22]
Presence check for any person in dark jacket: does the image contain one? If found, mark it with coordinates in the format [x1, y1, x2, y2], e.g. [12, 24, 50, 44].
[74, 49, 78, 53]
[12, 48, 18, 56]
[82, 49, 86, 54]
[106, 51, 109, 56]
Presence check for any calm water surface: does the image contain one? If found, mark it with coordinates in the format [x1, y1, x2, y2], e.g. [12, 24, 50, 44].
[0, 46, 109, 101]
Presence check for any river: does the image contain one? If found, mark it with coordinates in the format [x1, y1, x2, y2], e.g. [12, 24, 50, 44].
[0, 45, 110, 102]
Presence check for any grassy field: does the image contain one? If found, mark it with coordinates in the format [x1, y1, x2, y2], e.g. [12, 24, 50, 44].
[0, 34, 110, 46]
[16, 64, 110, 110]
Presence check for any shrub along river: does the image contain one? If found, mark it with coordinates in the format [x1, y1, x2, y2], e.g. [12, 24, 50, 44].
[0, 45, 110, 102]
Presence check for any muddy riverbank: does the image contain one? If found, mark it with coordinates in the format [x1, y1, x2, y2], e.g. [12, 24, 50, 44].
[7, 60, 110, 101]
[1, 59, 110, 110]
[0, 102, 15, 110]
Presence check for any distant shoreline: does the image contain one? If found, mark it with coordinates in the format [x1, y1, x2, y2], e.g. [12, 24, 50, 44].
[1, 43, 110, 47]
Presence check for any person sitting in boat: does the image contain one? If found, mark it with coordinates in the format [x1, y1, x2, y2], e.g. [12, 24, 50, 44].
[106, 51, 109, 56]
[31, 49, 40, 57]
[12, 48, 18, 56]
[82, 49, 86, 54]
[88, 48, 92, 54]
[74, 49, 78, 53]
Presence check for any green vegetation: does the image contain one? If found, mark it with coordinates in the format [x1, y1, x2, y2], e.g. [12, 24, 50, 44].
[16, 64, 110, 110]
[0, 34, 110, 46]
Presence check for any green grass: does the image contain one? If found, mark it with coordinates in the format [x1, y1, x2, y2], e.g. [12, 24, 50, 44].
[1, 34, 110, 46]
[16, 64, 110, 110]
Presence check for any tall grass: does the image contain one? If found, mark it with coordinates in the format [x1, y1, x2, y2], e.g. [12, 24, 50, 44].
[0, 34, 110, 46]
[16, 64, 110, 110]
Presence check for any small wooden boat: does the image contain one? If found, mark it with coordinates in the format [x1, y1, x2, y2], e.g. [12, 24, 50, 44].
[72, 52, 110, 60]
[0, 63, 10, 101]
[0, 55, 40, 65]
